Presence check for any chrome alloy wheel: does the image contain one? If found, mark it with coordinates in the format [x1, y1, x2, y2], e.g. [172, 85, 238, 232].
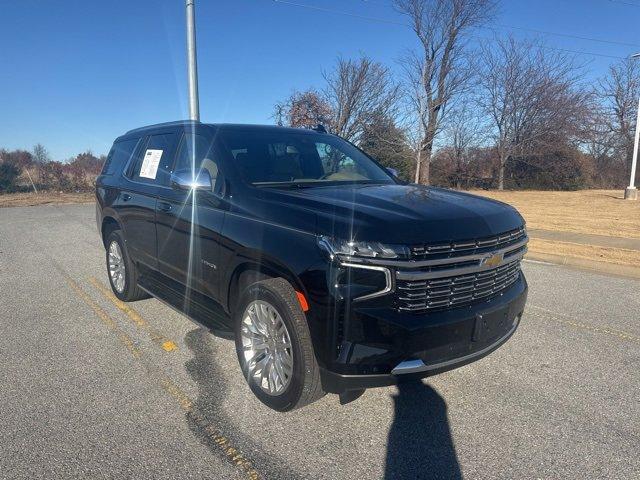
[108, 240, 126, 293]
[240, 300, 294, 395]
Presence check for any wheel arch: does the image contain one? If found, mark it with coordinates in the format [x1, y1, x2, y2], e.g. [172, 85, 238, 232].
[226, 261, 306, 316]
[101, 216, 122, 248]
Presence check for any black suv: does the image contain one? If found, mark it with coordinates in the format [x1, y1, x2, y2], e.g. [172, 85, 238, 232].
[96, 121, 528, 411]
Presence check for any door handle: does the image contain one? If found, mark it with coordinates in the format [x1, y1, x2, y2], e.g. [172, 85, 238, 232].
[157, 202, 172, 212]
[121, 193, 132, 202]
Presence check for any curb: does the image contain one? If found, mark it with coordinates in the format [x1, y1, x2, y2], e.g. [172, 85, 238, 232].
[527, 228, 640, 251]
[525, 251, 640, 280]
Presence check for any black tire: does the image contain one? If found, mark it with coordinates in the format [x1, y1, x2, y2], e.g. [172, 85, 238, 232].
[105, 230, 149, 302]
[234, 277, 325, 412]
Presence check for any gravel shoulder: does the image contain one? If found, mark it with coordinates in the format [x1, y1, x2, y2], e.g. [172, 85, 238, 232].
[0, 192, 94, 208]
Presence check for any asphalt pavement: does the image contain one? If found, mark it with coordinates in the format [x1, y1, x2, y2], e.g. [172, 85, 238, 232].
[0, 203, 638, 479]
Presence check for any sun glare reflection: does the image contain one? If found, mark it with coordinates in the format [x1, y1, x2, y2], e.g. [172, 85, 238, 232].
[183, 131, 200, 311]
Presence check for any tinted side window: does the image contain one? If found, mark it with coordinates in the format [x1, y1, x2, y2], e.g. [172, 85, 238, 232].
[101, 138, 140, 175]
[130, 133, 178, 186]
[173, 133, 221, 193]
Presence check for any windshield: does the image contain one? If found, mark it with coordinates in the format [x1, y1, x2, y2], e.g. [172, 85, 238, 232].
[218, 129, 395, 186]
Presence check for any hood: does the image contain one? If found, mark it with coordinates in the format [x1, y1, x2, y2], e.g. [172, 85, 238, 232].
[253, 184, 525, 244]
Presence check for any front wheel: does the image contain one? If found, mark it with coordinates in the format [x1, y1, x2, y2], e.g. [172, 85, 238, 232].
[234, 278, 325, 411]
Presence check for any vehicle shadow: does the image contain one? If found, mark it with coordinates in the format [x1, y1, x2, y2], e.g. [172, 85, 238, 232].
[185, 327, 461, 479]
[183, 328, 293, 479]
[385, 382, 462, 480]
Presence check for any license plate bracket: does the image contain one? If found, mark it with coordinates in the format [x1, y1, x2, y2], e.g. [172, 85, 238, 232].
[472, 307, 513, 343]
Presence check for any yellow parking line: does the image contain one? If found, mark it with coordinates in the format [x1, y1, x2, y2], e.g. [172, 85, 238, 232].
[527, 307, 640, 345]
[529, 305, 636, 338]
[63, 274, 142, 358]
[162, 340, 178, 352]
[158, 377, 259, 479]
[89, 277, 178, 353]
[61, 273, 260, 479]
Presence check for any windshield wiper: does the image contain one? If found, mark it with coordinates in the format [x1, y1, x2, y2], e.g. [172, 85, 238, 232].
[255, 180, 393, 189]
[254, 182, 321, 189]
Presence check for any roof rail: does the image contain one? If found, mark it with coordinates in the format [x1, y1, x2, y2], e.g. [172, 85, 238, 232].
[125, 120, 201, 135]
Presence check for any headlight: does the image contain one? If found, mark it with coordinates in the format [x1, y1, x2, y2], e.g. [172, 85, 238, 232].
[318, 236, 409, 259]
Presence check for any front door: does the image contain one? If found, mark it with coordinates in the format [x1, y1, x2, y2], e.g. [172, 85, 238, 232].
[155, 131, 226, 301]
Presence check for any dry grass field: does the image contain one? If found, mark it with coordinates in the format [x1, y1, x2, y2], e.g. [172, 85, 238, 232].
[471, 189, 640, 239]
[526, 238, 640, 268]
[0, 192, 94, 208]
[472, 189, 640, 269]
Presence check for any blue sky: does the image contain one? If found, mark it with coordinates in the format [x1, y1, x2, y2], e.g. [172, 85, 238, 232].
[1, 0, 638, 159]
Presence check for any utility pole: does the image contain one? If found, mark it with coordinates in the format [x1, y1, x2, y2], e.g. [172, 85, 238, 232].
[186, 0, 200, 121]
[625, 97, 639, 200]
[625, 53, 640, 200]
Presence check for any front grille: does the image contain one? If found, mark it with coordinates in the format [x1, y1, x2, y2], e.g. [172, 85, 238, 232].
[410, 227, 526, 260]
[396, 259, 522, 313]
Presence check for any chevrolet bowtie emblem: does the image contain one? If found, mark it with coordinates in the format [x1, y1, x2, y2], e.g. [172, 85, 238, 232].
[480, 252, 504, 268]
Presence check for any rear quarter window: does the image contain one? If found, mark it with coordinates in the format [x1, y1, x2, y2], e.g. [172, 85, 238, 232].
[102, 138, 140, 175]
[129, 133, 179, 186]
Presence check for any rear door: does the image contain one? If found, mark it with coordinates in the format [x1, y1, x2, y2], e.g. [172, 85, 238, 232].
[155, 129, 226, 300]
[117, 132, 179, 267]
[96, 136, 141, 228]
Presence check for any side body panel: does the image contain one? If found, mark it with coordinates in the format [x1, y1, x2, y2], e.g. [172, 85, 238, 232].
[155, 125, 228, 302]
[155, 189, 226, 300]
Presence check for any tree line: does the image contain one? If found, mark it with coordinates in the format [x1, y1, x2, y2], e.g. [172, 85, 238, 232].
[0, 144, 104, 193]
[2, 0, 637, 194]
[274, 0, 639, 190]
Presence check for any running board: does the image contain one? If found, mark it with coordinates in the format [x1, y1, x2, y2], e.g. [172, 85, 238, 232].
[137, 268, 234, 339]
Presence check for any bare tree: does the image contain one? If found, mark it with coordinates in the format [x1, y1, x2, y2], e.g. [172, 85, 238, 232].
[323, 56, 400, 143]
[32, 143, 50, 164]
[477, 36, 590, 189]
[273, 89, 333, 129]
[440, 106, 487, 188]
[597, 58, 640, 181]
[395, 0, 496, 184]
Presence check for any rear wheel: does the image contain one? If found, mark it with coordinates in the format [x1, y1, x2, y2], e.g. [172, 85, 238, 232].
[105, 230, 149, 302]
[234, 277, 325, 411]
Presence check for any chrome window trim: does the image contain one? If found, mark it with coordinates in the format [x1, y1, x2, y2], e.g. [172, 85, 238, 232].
[340, 262, 393, 301]
[122, 176, 173, 191]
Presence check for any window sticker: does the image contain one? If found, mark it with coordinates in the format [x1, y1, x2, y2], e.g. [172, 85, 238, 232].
[139, 149, 163, 179]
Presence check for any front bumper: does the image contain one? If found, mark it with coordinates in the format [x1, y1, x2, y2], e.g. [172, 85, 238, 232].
[319, 273, 528, 393]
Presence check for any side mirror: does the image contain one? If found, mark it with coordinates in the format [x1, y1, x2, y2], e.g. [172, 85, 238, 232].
[170, 169, 212, 191]
[386, 167, 399, 178]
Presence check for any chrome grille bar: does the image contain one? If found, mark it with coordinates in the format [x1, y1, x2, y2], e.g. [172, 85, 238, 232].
[410, 226, 526, 258]
[392, 227, 528, 313]
[396, 261, 522, 312]
[395, 244, 526, 282]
